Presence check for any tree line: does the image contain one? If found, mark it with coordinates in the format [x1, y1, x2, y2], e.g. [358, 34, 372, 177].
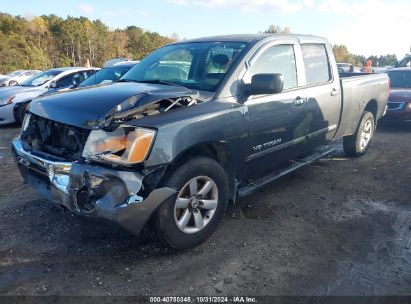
[263, 24, 398, 68]
[332, 44, 397, 67]
[0, 17, 399, 75]
[0, 13, 174, 74]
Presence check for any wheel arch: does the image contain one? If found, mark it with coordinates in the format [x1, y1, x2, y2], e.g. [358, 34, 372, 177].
[165, 142, 237, 204]
[363, 99, 378, 123]
[13, 100, 32, 123]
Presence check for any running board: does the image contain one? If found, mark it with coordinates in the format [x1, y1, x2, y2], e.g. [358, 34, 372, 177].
[237, 146, 335, 198]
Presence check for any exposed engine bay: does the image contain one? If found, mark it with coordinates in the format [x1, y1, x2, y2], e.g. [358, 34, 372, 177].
[105, 95, 198, 126]
[21, 114, 90, 160]
[21, 94, 200, 161]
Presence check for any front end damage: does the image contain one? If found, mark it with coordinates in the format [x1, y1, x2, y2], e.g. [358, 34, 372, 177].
[9, 91, 205, 235]
[12, 138, 177, 235]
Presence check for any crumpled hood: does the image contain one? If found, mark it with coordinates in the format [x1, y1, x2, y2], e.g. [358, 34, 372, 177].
[389, 88, 411, 101]
[29, 82, 198, 128]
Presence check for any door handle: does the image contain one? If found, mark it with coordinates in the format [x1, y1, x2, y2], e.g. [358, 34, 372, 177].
[293, 97, 308, 107]
[331, 88, 341, 96]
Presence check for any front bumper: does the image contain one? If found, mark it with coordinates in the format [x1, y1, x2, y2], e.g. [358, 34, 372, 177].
[382, 101, 411, 122]
[382, 110, 411, 122]
[12, 138, 177, 235]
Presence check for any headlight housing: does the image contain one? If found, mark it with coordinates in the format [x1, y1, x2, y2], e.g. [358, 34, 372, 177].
[82, 126, 156, 165]
[0, 95, 15, 106]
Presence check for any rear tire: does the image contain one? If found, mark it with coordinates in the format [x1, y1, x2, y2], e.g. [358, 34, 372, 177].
[343, 111, 375, 156]
[8, 80, 18, 86]
[153, 157, 229, 249]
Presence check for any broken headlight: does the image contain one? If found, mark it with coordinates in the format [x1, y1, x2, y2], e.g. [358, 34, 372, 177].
[21, 113, 32, 132]
[82, 126, 156, 165]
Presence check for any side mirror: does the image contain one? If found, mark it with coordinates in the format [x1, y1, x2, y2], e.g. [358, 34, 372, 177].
[246, 73, 284, 97]
[49, 81, 58, 89]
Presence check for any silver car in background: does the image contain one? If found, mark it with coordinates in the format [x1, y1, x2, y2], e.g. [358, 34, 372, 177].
[0, 70, 42, 87]
[0, 67, 98, 125]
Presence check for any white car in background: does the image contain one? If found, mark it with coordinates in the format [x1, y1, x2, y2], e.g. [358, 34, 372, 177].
[0, 70, 42, 87]
[0, 67, 98, 125]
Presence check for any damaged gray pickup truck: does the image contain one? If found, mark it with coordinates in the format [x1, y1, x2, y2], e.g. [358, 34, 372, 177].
[12, 34, 389, 249]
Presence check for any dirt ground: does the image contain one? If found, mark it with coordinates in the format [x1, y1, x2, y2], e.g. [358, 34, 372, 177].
[0, 122, 410, 297]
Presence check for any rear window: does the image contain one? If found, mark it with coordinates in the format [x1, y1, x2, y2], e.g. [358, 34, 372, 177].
[301, 44, 331, 85]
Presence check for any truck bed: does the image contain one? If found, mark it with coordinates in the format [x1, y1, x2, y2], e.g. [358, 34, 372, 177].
[333, 72, 389, 139]
[339, 72, 378, 78]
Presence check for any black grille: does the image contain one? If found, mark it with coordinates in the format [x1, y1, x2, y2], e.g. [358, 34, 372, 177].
[21, 114, 90, 160]
[387, 101, 404, 110]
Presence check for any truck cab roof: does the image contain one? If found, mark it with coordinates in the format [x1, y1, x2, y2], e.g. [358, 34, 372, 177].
[174, 34, 327, 45]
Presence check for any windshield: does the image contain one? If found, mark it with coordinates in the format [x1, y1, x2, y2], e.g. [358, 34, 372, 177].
[79, 65, 133, 87]
[121, 41, 248, 92]
[20, 70, 61, 87]
[397, 56, 411, 67]
[388, 71, 411, 88]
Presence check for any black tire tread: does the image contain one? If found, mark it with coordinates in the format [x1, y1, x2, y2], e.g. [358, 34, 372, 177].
[153, 156, 228, 249]
[343, 111, 375, 157]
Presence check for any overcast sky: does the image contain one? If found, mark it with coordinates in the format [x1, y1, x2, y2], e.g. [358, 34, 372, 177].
[1, 0, 410, 59]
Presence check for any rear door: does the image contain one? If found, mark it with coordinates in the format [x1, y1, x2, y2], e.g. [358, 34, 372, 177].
[295, 38, 342, 144]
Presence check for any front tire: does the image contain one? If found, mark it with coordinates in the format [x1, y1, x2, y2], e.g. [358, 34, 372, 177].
[153, 157, 229, 249]
[343, 111, 375, 156]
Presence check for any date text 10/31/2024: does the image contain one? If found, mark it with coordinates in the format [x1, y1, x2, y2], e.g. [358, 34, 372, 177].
[149, 296, 258, 303]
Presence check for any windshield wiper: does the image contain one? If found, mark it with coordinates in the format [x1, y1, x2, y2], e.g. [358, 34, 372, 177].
[136, 79, 180, 86]
[118, 79, 187, 89]
[116, 79, 139, 83]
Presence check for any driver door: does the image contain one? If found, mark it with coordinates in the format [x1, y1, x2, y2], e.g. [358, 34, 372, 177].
[242, 40, 311, 178]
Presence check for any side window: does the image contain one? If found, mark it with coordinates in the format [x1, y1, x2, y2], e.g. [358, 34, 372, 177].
[56, 74, 74, 88]
[204, 46, 242, 75]
[57, 72, 87, 88]
[249, 44, 297, 90]
[85, 70, 96, 78]
[301, 44, 331, 85]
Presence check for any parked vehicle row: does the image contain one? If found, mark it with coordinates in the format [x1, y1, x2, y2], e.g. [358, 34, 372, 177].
[383, 67, 411, 122]
[0, 61, 139, 125]
[11, 34, 390, 249]
[396, 54, 411, 67]
[0, 70, 42, 87]
[79, 61, 137, 87]
[337, 61, 411, 123]
[0, 67, 99, 125]
[336, 63, 361, 73]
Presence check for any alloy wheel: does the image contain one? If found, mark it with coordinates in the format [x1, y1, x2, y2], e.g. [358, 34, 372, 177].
[174, 176, 219, 234]
[360, 118, 373, 151]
